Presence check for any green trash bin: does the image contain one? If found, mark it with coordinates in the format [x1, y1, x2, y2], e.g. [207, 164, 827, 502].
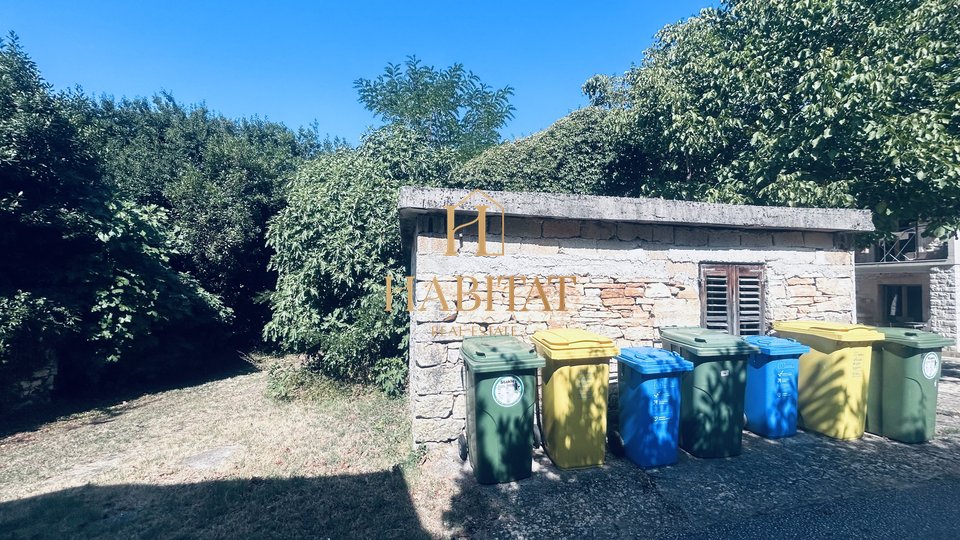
[660, 327, 757, 458]
[866, 327, 953, 443]
[460, 335, 545, 484]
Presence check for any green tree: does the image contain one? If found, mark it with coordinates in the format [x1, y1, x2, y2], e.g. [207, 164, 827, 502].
[453, 107, 621, 195]
[69, 93, 320, 341]
[606, 0, 960, 237]
[265, 126, 458, 394]
[0, 34, 229, 399]
[355, 57, 515, 158]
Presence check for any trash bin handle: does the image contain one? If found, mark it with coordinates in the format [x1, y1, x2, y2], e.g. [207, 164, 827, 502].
[694, 337, 707, 343]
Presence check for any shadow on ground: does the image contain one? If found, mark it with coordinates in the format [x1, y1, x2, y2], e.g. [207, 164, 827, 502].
[0, 470, 428, 539]
[438, 428, 960, 538]
[0, 355, 258, 439]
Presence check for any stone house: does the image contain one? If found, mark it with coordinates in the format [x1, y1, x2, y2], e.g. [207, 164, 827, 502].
[398, 187, 874, 445]
[855, 225, 959, 351]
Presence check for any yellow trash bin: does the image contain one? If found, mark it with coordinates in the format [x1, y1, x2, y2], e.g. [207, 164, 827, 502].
[532, 328, 618, 469]
[772, 321, 885, 440]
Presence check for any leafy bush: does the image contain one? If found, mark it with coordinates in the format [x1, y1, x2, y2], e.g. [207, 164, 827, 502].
[0, 35, 229, 396]
[265, 361, 323, 402]
[265, 127, 458, 394]
[68, 93, 320, 343]
[453, 107, 622, 195]
[597, 0, 960, 238]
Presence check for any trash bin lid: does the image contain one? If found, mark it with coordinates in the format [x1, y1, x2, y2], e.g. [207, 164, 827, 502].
[742, 335, 810, 356]
[617, 347, 693, 375]
[461, 336, 545, 373]
[873, 327, 954, 349]
[531, 328, 618, 360]
[772, 321, 885, 343]
[659, 327, 758, 356]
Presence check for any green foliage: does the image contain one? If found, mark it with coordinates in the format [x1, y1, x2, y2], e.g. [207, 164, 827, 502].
[454, 107, 621, 195]
[605, 0, 960, 237]
[0, 34, 229, 394]
[69, 93, 319, 341]
[264, 361, 324, 402]
[265, 126, 459, 394]
[0, 292, 76, 373]
[355, 56, 515, 158]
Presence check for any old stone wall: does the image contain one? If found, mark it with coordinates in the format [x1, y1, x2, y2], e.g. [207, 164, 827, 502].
[408, 215, 858, 444]
[0, 354, 57, 415]
[930, 264, 959, 350]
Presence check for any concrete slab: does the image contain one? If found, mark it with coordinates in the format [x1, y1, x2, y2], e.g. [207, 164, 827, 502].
[399, 187, 875, 233]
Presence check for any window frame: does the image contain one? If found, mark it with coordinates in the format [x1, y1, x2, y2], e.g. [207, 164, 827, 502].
[699, 263, 767, 336]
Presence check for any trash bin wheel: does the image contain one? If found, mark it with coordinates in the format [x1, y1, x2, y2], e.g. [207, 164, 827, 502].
[457, 431, 468, 461]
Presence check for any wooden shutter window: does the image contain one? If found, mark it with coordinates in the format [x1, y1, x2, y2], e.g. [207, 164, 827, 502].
[700, 264, 766, 336]
[704, 272, 730, 333]
[736, 267, 764, 336]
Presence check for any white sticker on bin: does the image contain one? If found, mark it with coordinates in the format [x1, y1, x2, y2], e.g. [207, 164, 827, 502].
[492, 376, 524, 407]
[922, 352, 940, 380]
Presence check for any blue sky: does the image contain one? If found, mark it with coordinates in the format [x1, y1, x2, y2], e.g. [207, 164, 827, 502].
[1, 1, 712, 144]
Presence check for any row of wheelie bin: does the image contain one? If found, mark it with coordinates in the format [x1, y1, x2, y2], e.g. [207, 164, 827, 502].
[458, 323, 953, 484]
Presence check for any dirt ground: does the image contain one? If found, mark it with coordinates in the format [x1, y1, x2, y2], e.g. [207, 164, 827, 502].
[2, 358, 960, 538]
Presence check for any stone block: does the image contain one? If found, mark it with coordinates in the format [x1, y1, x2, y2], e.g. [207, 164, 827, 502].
[645, 283, 672, 298]
[709, 229, 741, 247]
[416, 235, 447, 255]
[504, 216, 542, 238]
[413, 417, 463, 444]
[741, 232, 774, 247]
[617, 222, 653, 242]
[773, 231, 805, 247]
[412, 394, 455, 419]
[542, 219, 581, 238]
[558, 237, 598, 256]
[789, 285, 818, 297]
[652, 226, 675, 243]
[602, 297, 635, 307]
[676, 287, 698, 300]
[823, 250, 853, 265]
[804, 232, 835, 249]
[452, 394, 467, 419]
[581, 221, 616, 240]
[675, 227, 709, 246]
[412, 363, 463, 395]
[411, 342, 446, 368]
[520, 239, 561, 255]
[815, 278, 854, 297]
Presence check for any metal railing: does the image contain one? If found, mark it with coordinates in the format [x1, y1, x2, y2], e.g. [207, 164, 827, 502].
[857, 223, 950, 263]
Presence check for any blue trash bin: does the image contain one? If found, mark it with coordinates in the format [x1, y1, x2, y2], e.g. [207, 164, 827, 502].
[743, 335, 809, 438]
[616, 347, 693, 468]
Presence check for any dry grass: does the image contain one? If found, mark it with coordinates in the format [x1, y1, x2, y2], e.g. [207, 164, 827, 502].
[0, 358, 453, 538]
[5, 356, 960, 538]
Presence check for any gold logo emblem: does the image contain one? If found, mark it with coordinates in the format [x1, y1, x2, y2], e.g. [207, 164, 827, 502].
[443, 189, 505, 257]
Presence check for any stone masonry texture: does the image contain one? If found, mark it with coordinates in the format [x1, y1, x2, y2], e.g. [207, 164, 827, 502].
[930, 264, 959, 349]
[405, 214, 861, 444]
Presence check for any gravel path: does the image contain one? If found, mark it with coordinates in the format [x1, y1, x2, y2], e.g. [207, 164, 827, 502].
[429, 357, 960, 538]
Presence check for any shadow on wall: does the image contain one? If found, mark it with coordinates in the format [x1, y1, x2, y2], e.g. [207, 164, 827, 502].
[0, 471, 429, 539]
